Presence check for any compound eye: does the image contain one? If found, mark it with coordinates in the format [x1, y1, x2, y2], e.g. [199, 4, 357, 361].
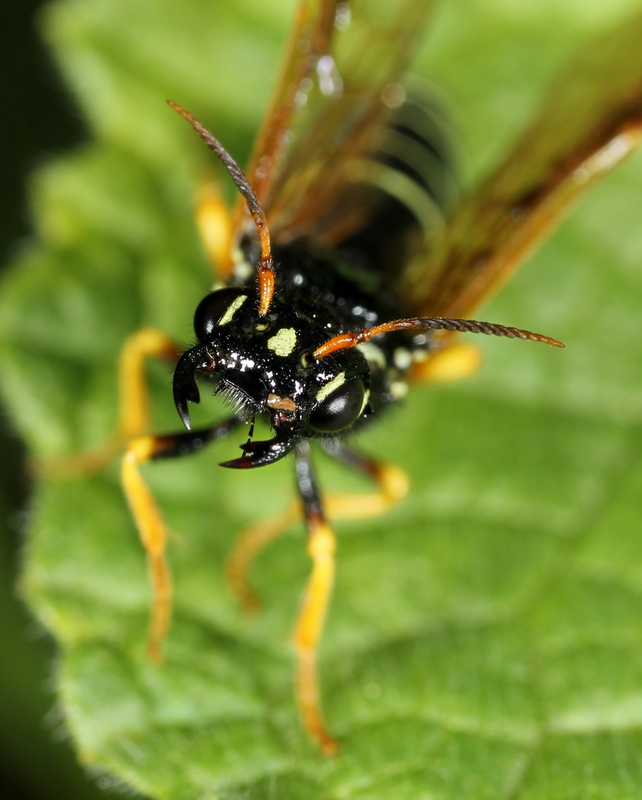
[193, 288, 248, 340]
[309, 377, 365, 433]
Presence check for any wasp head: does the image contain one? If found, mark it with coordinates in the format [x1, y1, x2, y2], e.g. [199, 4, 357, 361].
[173, 286, 371, 469]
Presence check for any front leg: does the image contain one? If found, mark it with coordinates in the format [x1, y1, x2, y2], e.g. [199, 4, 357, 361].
[122, 419, 241, 661]
[226, 440, 409, 610]
[291, 440, 339, 756]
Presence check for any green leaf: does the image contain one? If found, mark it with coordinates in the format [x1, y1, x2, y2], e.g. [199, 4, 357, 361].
[3, 0, 642, 797]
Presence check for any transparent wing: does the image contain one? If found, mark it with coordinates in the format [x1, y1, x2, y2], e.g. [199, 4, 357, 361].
[233, 0, 439, 246]
[404, 11, 642, 319]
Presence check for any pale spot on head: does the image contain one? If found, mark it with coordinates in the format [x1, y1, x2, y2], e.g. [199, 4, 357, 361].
[217, 294, 247, 326]
[267, 327, 297, 357]
[315, 371, 346, 403]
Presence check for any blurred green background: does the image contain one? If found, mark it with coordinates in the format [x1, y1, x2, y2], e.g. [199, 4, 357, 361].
[4, 1, 642, 798]
[0, 3, 109, 798]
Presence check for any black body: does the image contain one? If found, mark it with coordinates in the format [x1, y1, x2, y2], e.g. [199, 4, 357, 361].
[169, 89, 454, 469]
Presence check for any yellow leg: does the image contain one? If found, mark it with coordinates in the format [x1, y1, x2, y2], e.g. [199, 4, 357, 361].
[36, 327, 179, 478]
[225, 447, 409, 756]
[226, 460, 409, 608]
[195, 180, 234, 280]
[410, 341, 481, 384]
[293, 512, 338, 756]
[120, 419, 240, 662]
[117, 327, 181, 439]
[226, 503, 300, 611]
[324, 461, 409, 519]
[121, 435, 172, 663]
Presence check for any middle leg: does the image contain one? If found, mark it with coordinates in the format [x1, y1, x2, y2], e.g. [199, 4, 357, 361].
[226, 440, 409, 610]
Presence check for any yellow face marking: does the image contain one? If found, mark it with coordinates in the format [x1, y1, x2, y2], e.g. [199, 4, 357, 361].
[217, 294, 247, 326]
[266, 327, 297, 357]
[315, 371, 346, 403]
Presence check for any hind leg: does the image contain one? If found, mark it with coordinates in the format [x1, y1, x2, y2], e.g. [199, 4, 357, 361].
[410, 340, 481, 384]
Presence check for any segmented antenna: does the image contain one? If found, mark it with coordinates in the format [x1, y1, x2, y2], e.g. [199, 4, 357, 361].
[313, 316, 564, 359]
[168, 100, 276, 316]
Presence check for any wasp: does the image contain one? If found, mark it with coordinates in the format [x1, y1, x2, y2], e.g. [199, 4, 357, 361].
[50, 0, 642, 756]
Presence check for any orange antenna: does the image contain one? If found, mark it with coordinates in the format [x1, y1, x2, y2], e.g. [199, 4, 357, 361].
[168, 100, 276, 316]
[313, 316, 564, 359]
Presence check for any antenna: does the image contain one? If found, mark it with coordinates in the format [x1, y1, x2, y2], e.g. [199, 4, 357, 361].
[168, 101, 276, 315]
[313, 316, 564, 359]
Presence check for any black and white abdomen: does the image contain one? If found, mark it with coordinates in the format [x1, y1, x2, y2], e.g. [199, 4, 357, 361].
[337, 83, 457, 283]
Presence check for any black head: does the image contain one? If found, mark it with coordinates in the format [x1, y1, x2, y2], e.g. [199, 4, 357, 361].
[173, 285, 372, 468]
